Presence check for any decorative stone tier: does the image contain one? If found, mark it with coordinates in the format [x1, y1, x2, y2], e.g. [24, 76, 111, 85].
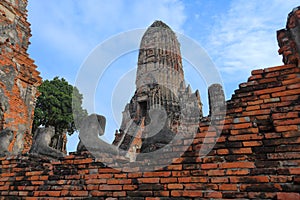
[136, 20, 184, 89]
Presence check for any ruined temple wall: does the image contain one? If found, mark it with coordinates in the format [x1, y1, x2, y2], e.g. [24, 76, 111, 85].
[277, 6, 300, 65]
[0, 63, 298, 199]
[0, 0, 41, 154]
[0, 2, 299, 199]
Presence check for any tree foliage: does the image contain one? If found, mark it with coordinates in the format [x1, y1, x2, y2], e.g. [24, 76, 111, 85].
[32, 77, 88, 136]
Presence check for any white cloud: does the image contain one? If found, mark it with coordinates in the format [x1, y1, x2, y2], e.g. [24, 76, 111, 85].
[208, 0, 300, 83]
[28, 0, 186, 60]
[28, 0, 187, 87]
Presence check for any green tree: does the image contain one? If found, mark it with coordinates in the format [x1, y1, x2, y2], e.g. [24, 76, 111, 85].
[32, 77, 88, 136]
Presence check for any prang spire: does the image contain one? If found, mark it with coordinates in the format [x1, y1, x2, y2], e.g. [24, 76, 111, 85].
[136, 20, 184, 91]
[113, 21, 202, 161]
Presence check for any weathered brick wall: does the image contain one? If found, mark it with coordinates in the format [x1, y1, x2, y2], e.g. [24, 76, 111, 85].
[0, 63, 299, 199]
[277, 6, 300, 65]
[0, 0, 41, 154]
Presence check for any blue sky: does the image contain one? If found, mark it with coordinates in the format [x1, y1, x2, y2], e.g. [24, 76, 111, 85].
[27, 0, 299, 152]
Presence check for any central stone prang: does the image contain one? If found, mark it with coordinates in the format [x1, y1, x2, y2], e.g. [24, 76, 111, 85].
[112, 21, 203, 161]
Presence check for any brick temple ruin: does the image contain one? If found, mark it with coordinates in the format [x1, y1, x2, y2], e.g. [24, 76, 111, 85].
[113, 21, 202, 160]
[0, 0, 41, 154]
[0, 0, 300, 199]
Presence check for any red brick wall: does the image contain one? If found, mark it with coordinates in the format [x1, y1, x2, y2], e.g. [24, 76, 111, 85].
[0, 0, 41, 154]
[0, 63, 299, 199]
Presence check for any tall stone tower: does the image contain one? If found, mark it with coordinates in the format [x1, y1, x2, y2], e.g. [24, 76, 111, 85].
[113, 21, 202, 160]
[0, 0, 41, 154]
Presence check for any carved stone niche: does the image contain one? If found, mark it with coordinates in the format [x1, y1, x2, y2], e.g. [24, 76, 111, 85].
[29, 126, 65, 159]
